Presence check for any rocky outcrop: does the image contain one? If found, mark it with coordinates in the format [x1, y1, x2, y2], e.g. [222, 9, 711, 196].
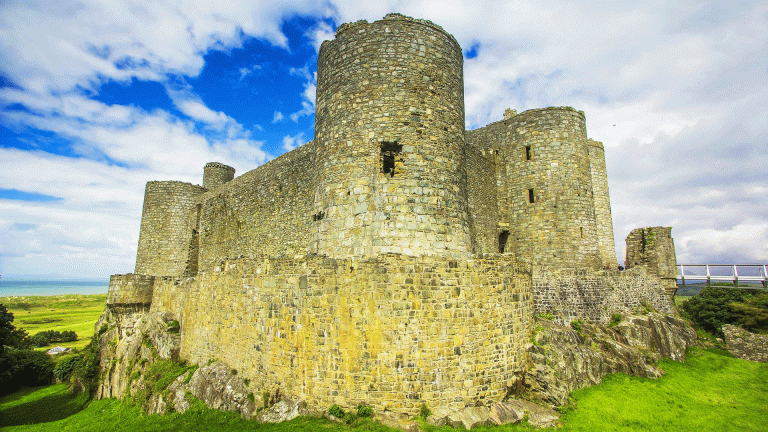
[427, 400, 559, 429]
[723, 325, 768, 363]
[97, 309, 181, 399]
[523, 313, 695, 407]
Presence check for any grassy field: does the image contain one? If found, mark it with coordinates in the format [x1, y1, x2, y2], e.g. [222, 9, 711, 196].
[1, 294, 107, 350]
[1, 348, 766, 431]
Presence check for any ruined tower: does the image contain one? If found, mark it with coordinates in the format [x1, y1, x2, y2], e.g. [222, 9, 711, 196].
[310, 13, 471, 258]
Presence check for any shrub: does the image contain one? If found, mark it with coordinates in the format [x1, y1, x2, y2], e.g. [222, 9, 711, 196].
[419, 403, 431, 419]
[357, 403, 373, 417]
[681, 287, 758, 337]
[53, 355, 82, 382]
[570, 319, 584, 335]
[609, 313, 622, 327]
[729, 292, 768, 334]
[166, 320, 180, 334]
[328, 404, 345, 418]
[0, 349, 55, 396]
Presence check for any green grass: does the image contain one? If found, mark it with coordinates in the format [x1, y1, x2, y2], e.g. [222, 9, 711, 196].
[2, 294, 107, 350]
[1, 349, 765, 431]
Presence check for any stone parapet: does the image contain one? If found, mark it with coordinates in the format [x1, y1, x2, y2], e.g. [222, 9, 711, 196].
[107, 273, 155, 305]
[533, 266, 675, 325]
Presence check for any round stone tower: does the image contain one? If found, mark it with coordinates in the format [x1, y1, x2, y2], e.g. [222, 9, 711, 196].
[203, 162, 235, 190]
[135, 181, 206, 276]
[310, 14, 471, 258]
[587, 139, 617, 268]
[505, 107, 601, 268]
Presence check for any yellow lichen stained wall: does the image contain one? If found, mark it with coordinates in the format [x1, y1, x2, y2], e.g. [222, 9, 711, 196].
[150, 255, 533, 414]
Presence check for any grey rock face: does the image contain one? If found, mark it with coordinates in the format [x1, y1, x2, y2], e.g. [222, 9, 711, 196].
[255, 398, 319, 423]
[427, 400, 559, 430]
[187, 361, 256, 418]
[524, 313, 695, 407]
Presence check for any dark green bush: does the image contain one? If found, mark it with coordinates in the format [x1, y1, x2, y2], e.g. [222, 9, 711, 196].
[681, 287, 761, 337]
[328, 404, 344, 418]
[0, 349, 55, 396]
[729, 292, 768, 334]
[357, 403, 373, 417]
[53, 355, 82, 382]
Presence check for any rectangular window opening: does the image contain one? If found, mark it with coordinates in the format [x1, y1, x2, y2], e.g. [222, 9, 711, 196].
[525, 145, 532, 161]
[380, 142, 403, 177]
[498, 230, 510, 253]
[528, 188, 535, 204]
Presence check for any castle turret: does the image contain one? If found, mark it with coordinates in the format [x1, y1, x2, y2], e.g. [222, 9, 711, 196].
[504, 107, 601, 268]
[310, 14, 471, 258]
[587, 139, 617, 268]
[203, 162, 235, 190]
[135, 181, 206, 276]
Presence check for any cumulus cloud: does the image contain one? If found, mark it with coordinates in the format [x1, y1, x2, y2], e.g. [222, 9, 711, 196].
[290, 75, 316, 122]
[282, 132, 306, 152]
[272, 111, 284, 123]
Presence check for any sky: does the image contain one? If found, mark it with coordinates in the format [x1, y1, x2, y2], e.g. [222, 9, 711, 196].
[0, 1, 766, 280]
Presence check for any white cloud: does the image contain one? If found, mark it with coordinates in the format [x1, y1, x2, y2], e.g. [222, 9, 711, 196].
[272, 111, 284, 123]
[239, 64, 262, 80]
[289, 77, 316, 122]
[282, 132, 306, 152]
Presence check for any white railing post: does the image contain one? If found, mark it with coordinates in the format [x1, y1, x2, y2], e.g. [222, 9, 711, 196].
[679, 265, 686, 287]
[733, 265, 739, 287]
[706, 265, 711, 287]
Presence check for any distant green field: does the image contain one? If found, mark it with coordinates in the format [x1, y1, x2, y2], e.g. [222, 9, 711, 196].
[1, 294, 107, 350]
[0, 349, 766, 431]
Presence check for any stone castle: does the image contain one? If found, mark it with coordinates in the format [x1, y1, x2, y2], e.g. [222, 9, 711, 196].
[102, 14, 679, 416]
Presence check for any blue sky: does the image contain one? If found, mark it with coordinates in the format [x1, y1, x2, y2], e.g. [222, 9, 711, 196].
[1, 1, 767, 279]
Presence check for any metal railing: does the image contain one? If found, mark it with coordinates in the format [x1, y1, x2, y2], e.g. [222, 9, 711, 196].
[677, 264, 768, 289]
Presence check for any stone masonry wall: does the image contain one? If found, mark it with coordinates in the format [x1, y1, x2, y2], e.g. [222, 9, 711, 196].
[465, 119, 511, 228]
[587, 139, 617, 268]
[107, 274, 155, 305]
[505, 108, 601, 269]
[135, 181, 207, 276]
[150, 255, 533, 415]
[722, 325, 768, 363]
[625, 227, 677, 297]
[466, 146, 500, 254]
[533, 266, 675, 326]
[311, 13, 471, 259]
[197, 142, 316, 270]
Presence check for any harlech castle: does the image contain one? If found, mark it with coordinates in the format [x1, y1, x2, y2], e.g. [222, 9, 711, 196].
[103, 14, 679, 415]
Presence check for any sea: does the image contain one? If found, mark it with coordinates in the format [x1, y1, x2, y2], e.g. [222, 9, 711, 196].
[0, 280, 109, 297]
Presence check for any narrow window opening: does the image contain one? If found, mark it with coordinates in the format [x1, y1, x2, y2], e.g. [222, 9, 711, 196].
[528, 188, 535, 204]
[380, 142, 402, 177]
[525, 145, 532, 161]
[498, 230, 510, 253]
[580, 227, 583, 238]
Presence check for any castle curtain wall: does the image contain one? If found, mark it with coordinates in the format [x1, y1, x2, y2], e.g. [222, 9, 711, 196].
[150, 255, 533, 413]
[196, 143, 316, 269]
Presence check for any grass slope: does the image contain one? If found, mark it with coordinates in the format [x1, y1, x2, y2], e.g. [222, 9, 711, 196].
[1, 349, 765, 431]
[1, 294, 107, 350]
